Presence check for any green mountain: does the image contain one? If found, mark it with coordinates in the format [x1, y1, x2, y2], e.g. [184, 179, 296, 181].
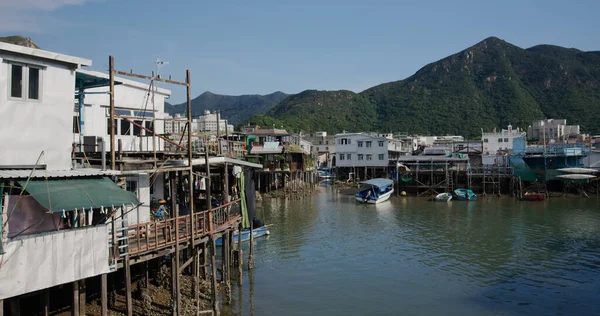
[246, 37, 600, 137]
[166, 91, 289, 126]
[0, 36, 40, 48]
[245, 90, 377, 132]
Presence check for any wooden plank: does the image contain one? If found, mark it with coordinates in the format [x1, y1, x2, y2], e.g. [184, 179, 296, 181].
[113, 70, 188, 86]
[177, 255, 194, 275]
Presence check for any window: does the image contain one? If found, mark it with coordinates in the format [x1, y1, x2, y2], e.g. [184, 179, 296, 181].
[498, 138, 503, 142]
[358, 141, 363, 147]
[133, 120, 143, 136]
[366, 141, 372, 147]
[347, 154, 351, 160]
[366, 154, 372, 160]
[378, 141, 384, 147]
[28, 67, 40, 99]
[319, 141, 322, 145]
[107, 118, 117, 135]
[10, 64, 23, 98]
[339, 154, 345, 160]
[144, 121, 154, 135]
[8, 63, 42, 101]
[325, 147, 329, 150]
[326, 140, 329, 145]
[378, 154, 384, 160]
[120, 119, 131, 135]
[504, 138, 508, 142]
[316, 147, 320, 151]
[484, 139, 488, 143]
[358, 154, 364, 160]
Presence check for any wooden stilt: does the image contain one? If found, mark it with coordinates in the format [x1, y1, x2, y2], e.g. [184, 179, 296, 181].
[210, 234, 219, 315]
[0, 299, 4, 316]
[145, 261, 150, 288]
[201, 242, 208, 280]
[174, 234, 181, 316]
[72, 281, 79, 316]
[171, 250, 177, 316]
[194, 248, 200, 313]
[9, 298, 19, 316]
[101, 273, 108, 316]
[237, 222, 243, 285]
[224, 231, 231, 304]
[248, 221, 254, 270]
[125, 255, 132, 316]
[41, 288, 49, 316]
[79, 279, 86, 316]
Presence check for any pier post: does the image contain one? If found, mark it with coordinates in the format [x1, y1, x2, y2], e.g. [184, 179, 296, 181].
[79, 279, 86, 316]
[0, 299, 3, 316]
[201, 242, 208, 280]
[170, 249, 177, 316]
[248, 221, 254, 270]
[101, 273, 108, 316]
[72, 281, 79, 316]
[9, 298, 19, 316]
[209, 234, 219, 315]
[125, 255, 132, 316]
[41, 288, 49, 316]
[224, 231, 232, 304]
[237, 222, 243, 285]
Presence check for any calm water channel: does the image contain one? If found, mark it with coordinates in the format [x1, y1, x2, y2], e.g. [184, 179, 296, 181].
[222, 188, 600, 316]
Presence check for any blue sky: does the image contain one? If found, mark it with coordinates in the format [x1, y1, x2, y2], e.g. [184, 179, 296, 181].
[1, 0, 599, 103]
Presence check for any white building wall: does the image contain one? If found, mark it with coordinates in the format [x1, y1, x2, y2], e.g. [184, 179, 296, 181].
[80, 73, 169, 152]
[0, 226, 110, 300]
[334, 134, 389, 167]
[482, 126, 526, 162]
[0, 56, 80, 170]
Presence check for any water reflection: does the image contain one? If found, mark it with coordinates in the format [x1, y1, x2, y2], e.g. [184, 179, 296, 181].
[223, 193, 600, 315]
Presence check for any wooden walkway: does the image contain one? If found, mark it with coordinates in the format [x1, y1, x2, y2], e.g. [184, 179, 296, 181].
[119, 200, 241, 257]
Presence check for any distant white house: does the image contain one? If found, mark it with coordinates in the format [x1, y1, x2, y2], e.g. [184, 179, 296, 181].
[482, 125, 525, 156]
[333, 133, 404, 167]
[192, 110, 234, 133]
[75, 69, 171, 152]
[0, 42, 91, 170]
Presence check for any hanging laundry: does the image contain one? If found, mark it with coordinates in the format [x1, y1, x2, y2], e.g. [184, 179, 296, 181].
[199, 177, 206, 190]
[88, 207, 93, 226]
[73, 209, 79, 228]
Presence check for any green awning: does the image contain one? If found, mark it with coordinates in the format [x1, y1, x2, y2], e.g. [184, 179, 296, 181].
[18, 177, 140, 212]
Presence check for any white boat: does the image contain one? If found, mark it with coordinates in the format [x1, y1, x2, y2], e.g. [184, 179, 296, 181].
[355, 178, 394, 204]
[555, 174, 597, 180]
[557, 168, 599, 174]
[434, 192, 452, 202]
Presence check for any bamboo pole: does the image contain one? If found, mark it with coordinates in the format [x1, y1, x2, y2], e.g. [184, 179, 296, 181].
[109, 56, 116, 170]
[72, 281, 79, 316]
[237, 222, 243, 285]
[79, 280, 86, 316]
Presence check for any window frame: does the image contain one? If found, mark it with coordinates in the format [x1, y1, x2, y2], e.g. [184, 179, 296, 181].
[357, 141, 363, 147]
[358, 154, 364, 160]
[378, 154, 384, 160]
[7, 61, 43, 102]
[378, 141, 384, 147]
[366, 154, 372, 160]
[366, 141, 372, 148]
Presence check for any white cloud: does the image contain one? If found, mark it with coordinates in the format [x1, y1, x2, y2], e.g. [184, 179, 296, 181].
[0, 0, 89, 11]
[0, 0, 96, 33]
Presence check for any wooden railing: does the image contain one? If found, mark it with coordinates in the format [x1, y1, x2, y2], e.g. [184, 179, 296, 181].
[126, 199, 241, 255]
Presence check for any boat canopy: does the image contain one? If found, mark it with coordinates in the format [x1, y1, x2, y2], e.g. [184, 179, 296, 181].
[360, 178, 394, 189]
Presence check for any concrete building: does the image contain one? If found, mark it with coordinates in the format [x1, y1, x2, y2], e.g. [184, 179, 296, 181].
[75, 69, 170, 152]
[193, 110, 234, 133]
[527, 119, 580, 142]
[0, 42, 91, 170]
[333, 133, 404, 168]
[304, 132, 336, 168]
[482, 125, 526, 165]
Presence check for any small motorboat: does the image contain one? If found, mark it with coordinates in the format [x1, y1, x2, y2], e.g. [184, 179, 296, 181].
[435, 192, 452, 202]
[355, 178, 394, 204]
[522, 191, 546, 201]
[453, 188, 476, 201]
[215, 225, 271, 246]
[318, 168, 334, 179]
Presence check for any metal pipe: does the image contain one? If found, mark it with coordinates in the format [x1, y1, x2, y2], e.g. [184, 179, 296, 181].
[100, 138, 106, 171]
[109, 56, 116, 170]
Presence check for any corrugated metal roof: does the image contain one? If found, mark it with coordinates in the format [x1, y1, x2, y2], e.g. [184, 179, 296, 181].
[0, 168, 120, 179]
